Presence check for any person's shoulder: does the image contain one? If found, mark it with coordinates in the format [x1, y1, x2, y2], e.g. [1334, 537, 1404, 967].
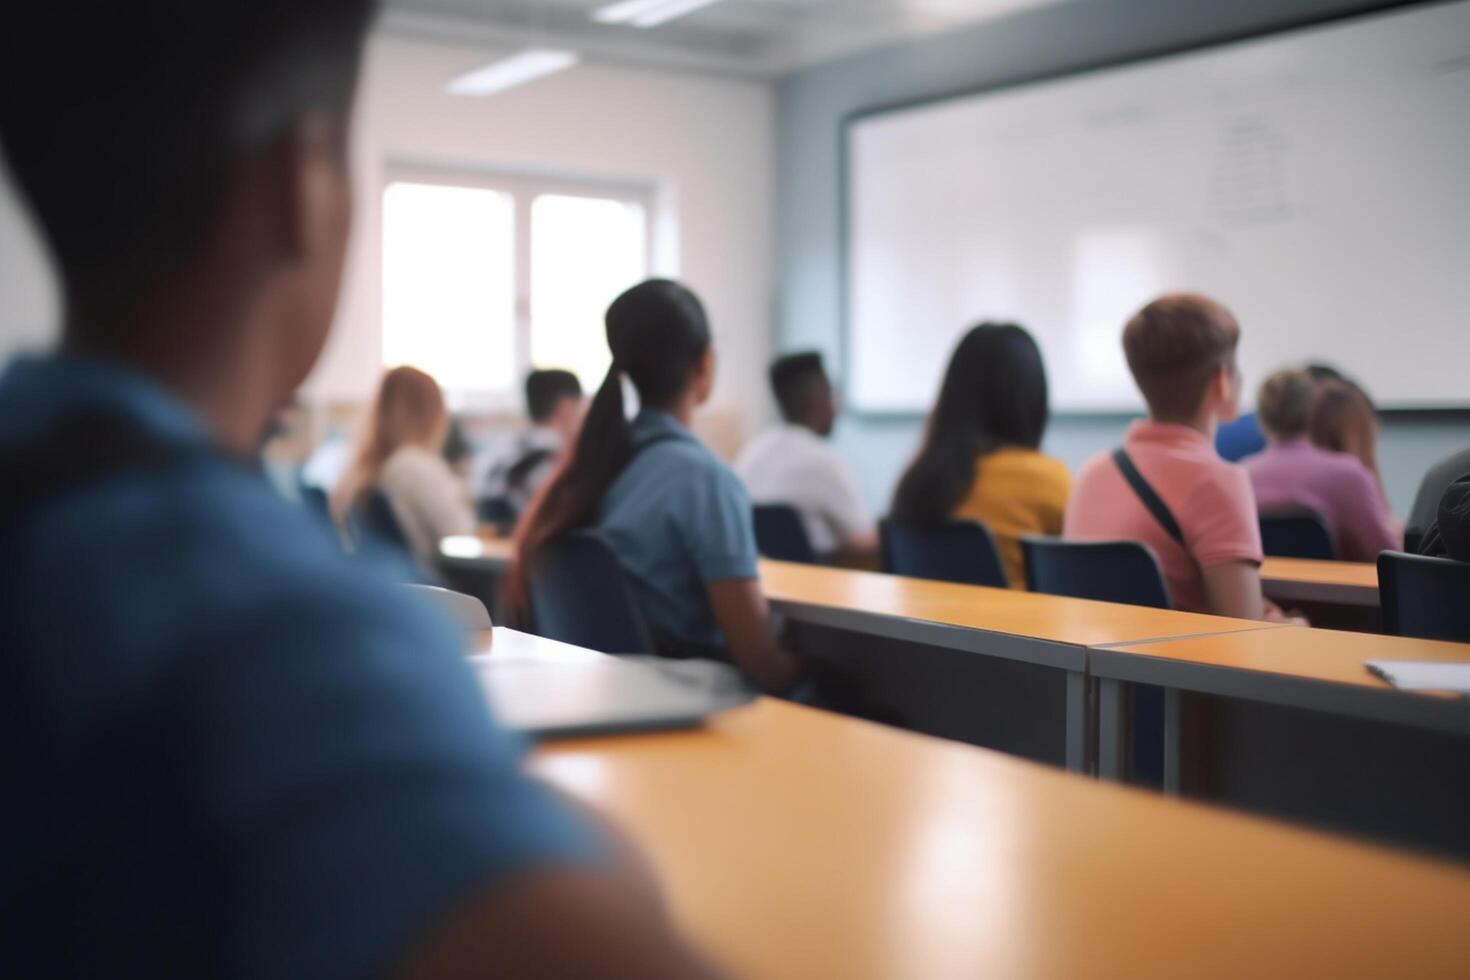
[1072, 449, 1115, 485]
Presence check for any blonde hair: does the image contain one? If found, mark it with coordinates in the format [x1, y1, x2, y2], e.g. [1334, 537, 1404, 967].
[332, 366, 448, 521]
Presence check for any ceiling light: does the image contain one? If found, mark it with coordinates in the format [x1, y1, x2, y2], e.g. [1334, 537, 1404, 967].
[445, 48, 580, 97]
[592, 0, 726, 29]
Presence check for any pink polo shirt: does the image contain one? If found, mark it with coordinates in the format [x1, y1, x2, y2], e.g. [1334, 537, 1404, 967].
[1064, 421, 1263, 613]
[1243, 438, 1399, 562]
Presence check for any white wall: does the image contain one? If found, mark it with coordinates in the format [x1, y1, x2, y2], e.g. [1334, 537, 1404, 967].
[312, 35, 777, 443]
[0, 33, 777, 445]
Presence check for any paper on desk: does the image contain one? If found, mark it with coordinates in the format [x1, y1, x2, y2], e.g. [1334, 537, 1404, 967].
[1366, 660, 1470, 694]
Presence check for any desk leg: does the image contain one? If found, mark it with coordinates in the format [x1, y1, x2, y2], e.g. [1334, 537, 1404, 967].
[1064, 670, 1089, 774]
[1162, 687, 1182, 796]
[1098, 678, 1126, 781]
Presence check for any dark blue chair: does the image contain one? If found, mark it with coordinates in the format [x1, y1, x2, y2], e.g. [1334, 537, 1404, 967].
[477, 496, 519, 531]
[1022, 536, 1171, 785]
[352, 490, 411, 554]
[1379, 550, 1470, 643]
[752, 504, 818, 564]
[1259, 509, 1335, 560]
[879, 519, 1008, 588]
[1020, 537, 1171, 609]
[529, 530, 653, 654]
[298, 484, 331, 523]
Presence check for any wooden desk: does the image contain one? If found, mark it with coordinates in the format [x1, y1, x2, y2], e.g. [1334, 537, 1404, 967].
[1092, 628, 1470, 855]
[761, 561, 1283, 772]
[1260, 557, 1379, 608]
[534, 698, 1470, 980]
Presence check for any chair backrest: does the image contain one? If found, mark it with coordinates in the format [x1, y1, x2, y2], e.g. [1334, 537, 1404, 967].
[352, 490, 410, 553]
[298, 484, 331, 522]
[529, 530, 654, 654]
[1259, 508, 1336, 560]
[1378, 550, 1470, 643]
[752, 504, 819, 564]
[880, 519, 1008, 589]
[1021, 537, 1172, 609]
[477, 496, 518, 529]
[403, 584, 493, 631]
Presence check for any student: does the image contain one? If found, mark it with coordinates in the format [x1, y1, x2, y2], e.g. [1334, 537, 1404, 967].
[332, 365, 476, 565]
[0, 4, 719, 977]
[513, 279, 803, 693]
[890, 323, 1070, 587]
[1419, 475, 1470, 562]
[1408, 446, 1470, 545]
[736, 351, 877, 559]
[1244, 369, 1398, 561]
[1309, 380, 1385, 491]
[1065, 295, 1282, 620]
[476, 368, 585, 519]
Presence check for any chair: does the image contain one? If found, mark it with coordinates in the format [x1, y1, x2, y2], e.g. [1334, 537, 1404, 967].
[403, 584, 493, 631]
[298, 484, 331, 522]
[477, 496, 519, 530]
[529, 530, 654, 654]
[1020, 537, 1172, 609]
[353, 490, 411, 553]
[1259, 509, 1335, 560]
[1021, 536, 1172, 785]
[879, 519, 1008, 588]
[752, 504, 818, 564]
[1378, 550, 1470, 643]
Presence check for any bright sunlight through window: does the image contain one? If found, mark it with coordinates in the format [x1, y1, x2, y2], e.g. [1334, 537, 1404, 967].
[531, 194, 648, 390]
[382, 182, 515, 395]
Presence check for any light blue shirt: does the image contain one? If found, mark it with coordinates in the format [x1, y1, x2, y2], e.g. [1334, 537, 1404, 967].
[0, 353, 597, 978]
[597, 409, 759, 652]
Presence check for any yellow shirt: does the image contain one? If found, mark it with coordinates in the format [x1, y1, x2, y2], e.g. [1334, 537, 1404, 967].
[953, 447, 1072, 588]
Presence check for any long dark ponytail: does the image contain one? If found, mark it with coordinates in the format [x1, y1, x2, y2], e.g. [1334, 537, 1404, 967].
[509, 279, 711, 613]
[891, 322, 1050, 527]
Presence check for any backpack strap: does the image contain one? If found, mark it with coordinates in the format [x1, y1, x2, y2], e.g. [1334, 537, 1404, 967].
[1112, 448, 1185, 547]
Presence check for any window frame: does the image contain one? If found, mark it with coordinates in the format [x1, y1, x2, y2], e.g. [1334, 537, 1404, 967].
[380, 163, 656, 412]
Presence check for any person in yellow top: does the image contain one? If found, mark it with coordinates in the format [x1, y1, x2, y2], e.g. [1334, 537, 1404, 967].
[890, 322, 1072, 587]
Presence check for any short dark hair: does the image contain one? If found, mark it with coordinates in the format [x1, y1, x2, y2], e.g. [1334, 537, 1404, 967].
[768, 352, 829, 422]
[525, 369, 583, 423]
[1256, 369, 1315, 440]
[1123, 294, 1240, 422]
[0, 1, 375, 303]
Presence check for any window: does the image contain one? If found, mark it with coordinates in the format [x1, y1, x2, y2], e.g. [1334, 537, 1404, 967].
[381, 170, 652, 408]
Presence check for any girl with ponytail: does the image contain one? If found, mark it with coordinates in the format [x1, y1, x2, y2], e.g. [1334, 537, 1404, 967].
[512, 279, 801, 693]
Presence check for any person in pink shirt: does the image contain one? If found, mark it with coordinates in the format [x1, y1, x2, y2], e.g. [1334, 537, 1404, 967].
[1243, 370, 1400, 562]
[1066, 293, 1285, 620]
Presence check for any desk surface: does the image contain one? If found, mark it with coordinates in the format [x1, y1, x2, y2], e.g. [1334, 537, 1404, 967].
[1260, 556, 1379, 606]
[533, 698, 1470, 980]
[1095, 626, 1470, 733]
[762, 559, 1278, 650]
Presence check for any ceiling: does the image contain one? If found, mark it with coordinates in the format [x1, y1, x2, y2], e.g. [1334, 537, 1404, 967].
[380, 0, 1068, 77]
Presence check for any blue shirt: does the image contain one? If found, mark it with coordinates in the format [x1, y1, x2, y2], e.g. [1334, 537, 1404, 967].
[1215, 411, 1267, 462]
[597, 409, 759, 651]
[0, 354, 596, 979]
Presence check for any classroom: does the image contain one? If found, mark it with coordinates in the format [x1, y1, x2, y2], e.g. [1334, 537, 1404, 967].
[2, 0, 1468, 976]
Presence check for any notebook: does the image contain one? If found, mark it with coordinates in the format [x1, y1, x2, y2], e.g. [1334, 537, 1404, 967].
[1366, 660, 1470, 694]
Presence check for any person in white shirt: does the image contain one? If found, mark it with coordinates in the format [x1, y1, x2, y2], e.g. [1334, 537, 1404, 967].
[475, 369, 586, 521]
[332, 366, 475, 564]
[736, 352, 877, 559]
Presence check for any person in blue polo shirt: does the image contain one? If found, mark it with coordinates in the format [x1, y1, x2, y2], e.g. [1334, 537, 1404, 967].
[0, 4, 719, 978]
[512, 280, 804, 694]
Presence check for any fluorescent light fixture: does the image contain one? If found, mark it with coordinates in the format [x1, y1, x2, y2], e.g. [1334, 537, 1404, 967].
[592, 0, 726, 29]
[446, 48, 579, 97]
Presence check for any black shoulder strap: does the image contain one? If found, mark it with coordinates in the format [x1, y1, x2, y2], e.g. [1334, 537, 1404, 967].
[505, 447, 555, 494]
[0, 411, 215, 529]
[1112, 448, 1185, 547]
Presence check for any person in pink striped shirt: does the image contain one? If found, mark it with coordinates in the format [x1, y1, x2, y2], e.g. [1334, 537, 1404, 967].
[1243, 370, 1400, 562]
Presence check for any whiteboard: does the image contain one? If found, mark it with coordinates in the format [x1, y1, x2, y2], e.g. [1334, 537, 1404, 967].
[846, 1, 1470, 413]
